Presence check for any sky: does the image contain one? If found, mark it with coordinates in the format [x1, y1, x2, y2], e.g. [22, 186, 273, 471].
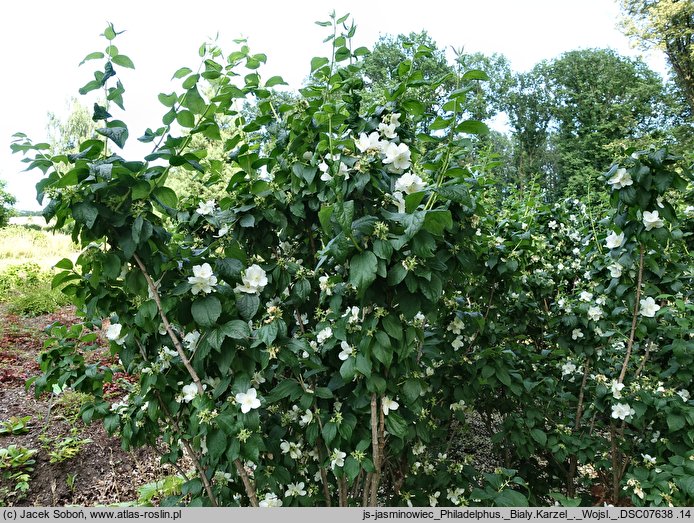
[0, 0, 668, 211]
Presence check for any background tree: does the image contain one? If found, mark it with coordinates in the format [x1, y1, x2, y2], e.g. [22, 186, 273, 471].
[619, 0, 694, 111]
[0, 179, 16, 228]
[46, 98, 98, 154]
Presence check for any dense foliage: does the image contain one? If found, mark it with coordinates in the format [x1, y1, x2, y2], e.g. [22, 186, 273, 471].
[11, 15, 694, 508]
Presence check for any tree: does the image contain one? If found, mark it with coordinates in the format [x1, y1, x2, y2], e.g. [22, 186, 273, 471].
[0, 179, 16, 228]
[620, 0, 694, 111]
[46, 97, 98, 154]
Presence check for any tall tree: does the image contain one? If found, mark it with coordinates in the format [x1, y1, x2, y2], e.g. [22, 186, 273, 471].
[0, 179, 16, 228]
[619, 0, 694, 111]
[46, 98, 98, 154]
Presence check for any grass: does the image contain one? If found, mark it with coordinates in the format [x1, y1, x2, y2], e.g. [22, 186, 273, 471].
[0, 225, 79, 315]
[0, 225, 78, 272]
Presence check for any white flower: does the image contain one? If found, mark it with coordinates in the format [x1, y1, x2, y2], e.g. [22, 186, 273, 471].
[235, 388, 261, 414]
[611, 380, 625, 399]
[677, 389, 690, 402]
[587, 306, 603, 321]
[338, 341, 353, 361]
[605, 231, 625, 249]
[579, 291, 593, 302]
[447, 487, 465, 505]
[299, 409, 313, 427]
[642, 210, 664, 231]
[188, 263, 218, 295]
[215, 225, 229, 238]
[451, 336, 464, 351]
[319, 161, 332, 182]
[685, 205, 694, 217]
[548, 220, 558, 229]
[181, 383, 198, 403]
[571, 329, 584, 340]
[183, 331, 201, 351]
[343, 306, 360, 324]
[611, 403, 635, 420]
[642, 454, 656, 464]
[105, 323, 127, 345]
[378, 122, 398, 139]
[235, 264, 268, 294]
[355, 132, 382, 153]
[318, 275, 333, 295]
[392, 191, 406, 213]
[197, 200, 216, 215]
[429, 491, 440, 507]
[608, 263, 623, 278]
[447, 317, 464, 335]
[330, 448, 346, 469]
[259, 493, 282, 507]
[382, 397, 399, 416]
[394, 172, 426, 195]
[607, 167, 633, 190]
[280, 440, 303, 459]
[316, 327, 333, 344]
[562, 361, 577, 376]
[285, 482, 307, 497]
[382, 142, 411, 172]
[639, 297, 660, 318]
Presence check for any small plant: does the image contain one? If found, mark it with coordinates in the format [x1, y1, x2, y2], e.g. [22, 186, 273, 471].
[0, 416, 31, 436]
[39, 429, 92, 464]
[136, 475, 185, 506]
[66, 473, 77, 492]
[0, 445, 37, 505]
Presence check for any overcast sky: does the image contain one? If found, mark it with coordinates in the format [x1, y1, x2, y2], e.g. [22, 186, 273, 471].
[0, 0, 667, 210]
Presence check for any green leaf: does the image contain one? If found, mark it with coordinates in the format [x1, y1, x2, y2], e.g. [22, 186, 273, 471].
[667, 414, 685, 432]
[384, 412, 407, 438]
[344, 456, 360, 482]
[221, 320, 250, 340]
[462, 69, 489, 81]
[79, 52, 104, 66]
[494, 489, 528, 507]
[182, 86, 206, 115]
[349, 251, 378, 297]
[191, 296, 222, 327]
[455, 120, 489, 135]
[176, 110, 195, 128]
[158, 92, 178, 108]
[72, 202, 98, 229]
[112, 54, 135, 69]
[236, 293, 260, 321]
[172, 67, 192, 79]
[402, 99, 425, 117]
[152, 187, 178, 209]
[96, 123, 128, 149]
[530, 428, 547, 446]
[54, 258, 73, 270]
[322, 422, 338, 445]
[311, 56, 329, 72]
[206, 429, 227, 462]
[265, 76, 287, 87]
[422, 210, 452, 236]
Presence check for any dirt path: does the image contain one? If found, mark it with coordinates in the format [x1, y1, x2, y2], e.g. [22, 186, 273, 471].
[0, 306, 173, 506]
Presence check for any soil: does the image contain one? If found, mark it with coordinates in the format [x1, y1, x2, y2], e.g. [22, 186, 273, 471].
[0, 305, 177, 507]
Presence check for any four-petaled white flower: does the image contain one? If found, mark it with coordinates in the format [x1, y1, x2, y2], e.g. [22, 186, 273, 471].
[279, 440, 303, 459]
[343, 306, 360, 324]
[587, 306, 603, 321]
[607, 167, 633, 190]
[571, 329, 584, 340]
[639, 297, 660, 318]
[318, 275, 333, 295]
[299, 409, 313, 427]
[330, 448, 346, 469]
[394, 172, 426, 195]
[317, 326, 333, 344]
[452, 336, 464, 351]
[382, 142, 411, 172]
[611, 380, 625, 399]
[561, 361, 577, 376]
[355, 132, 382, 153]
[608, 263, 622, 278]
[197, 200, 216, 215]
[181, 383, 198, 403]
[605, 231, 625, 249]
[285, 482, 307, 497]
[611, 402, 635, 420]
[183, 331, 201, 351]
[382, 397, 399, 416]
[235, 388, 261, 414]
[579, 291, 593, 302]
[677, 389, 690, 402]
[642, 210, 664, 231]
[236, 264, 268, 294]
[188, 263, 218, 295]
[338, 341, 353, 361]
[105, 323, 127, 346]
[378, 122, 398, 139]
[259, 493, 282, 507]
[318, 161, 331, 182]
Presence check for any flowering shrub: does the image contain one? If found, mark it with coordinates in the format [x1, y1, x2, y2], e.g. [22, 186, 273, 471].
[13, 14, 694, 507]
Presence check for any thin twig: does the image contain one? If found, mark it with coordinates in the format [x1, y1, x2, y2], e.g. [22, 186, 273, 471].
[234, 459, 259, 507]
[369, 394, 380, 506]
[618, 245, 644, 384]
